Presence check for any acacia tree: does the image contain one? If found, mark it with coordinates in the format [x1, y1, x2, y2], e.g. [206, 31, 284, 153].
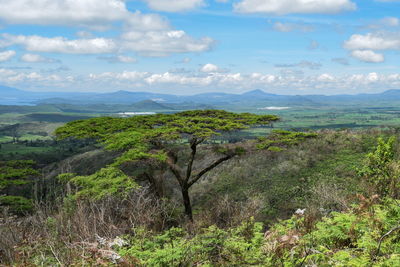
[56, 110, 280, 220]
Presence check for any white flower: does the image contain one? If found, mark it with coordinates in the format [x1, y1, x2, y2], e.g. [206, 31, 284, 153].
[295, 208, 306, 215]
[109, 237, 127, 247]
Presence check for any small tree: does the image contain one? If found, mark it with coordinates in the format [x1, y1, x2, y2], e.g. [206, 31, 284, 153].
[57, 110, 282, 220]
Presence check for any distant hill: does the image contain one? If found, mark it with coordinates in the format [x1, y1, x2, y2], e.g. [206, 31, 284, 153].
[0, 85, 25, 95]
[0, 85, 91, 105]
[2, 84, 400, 107]
[130, 100, 172, 111]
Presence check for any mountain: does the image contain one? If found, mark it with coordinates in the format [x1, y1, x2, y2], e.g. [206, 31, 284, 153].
[2, 85, 400, 107]
[0, 85, 92, 105]
[241, 89, 276, 97]
[130, 100, 172, 110]
[0, 85, 38, 105]
[0, 85, 25, 94]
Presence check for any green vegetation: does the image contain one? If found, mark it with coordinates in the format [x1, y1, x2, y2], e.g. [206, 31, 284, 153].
[115, 198, 400, 266]
[256, 106, 400, 131]
[58, 167, 138, 200]
[0, 196, 33, 215]
[2, 108, 400, 266]
[56, 110, 280, 220]
[359, 136, 400, 198]
[0, 160, 38, 190]
[0, 160, 38, 214]
[256, 129, 317, 151]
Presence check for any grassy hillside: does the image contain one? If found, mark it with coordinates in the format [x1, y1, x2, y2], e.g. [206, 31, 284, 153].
[1, 111, 400, 266]
[1, 128, 399, 265]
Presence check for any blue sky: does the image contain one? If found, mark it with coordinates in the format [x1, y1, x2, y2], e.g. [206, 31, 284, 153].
[0, 0, 400, 95]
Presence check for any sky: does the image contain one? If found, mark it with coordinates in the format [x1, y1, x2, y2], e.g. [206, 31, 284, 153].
[0, 0, 400, 95]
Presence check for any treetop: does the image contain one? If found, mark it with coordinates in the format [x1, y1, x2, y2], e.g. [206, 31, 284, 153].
[56, 110, 279, 141]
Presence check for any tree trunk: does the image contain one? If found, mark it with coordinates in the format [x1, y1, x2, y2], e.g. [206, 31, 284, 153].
[181, 187, 193, 221]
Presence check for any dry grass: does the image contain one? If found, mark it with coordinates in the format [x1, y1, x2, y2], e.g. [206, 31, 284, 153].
[0, 187, 182, 265]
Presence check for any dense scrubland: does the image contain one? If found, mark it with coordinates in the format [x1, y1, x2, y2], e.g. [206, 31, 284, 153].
[1, 110, 400, 266]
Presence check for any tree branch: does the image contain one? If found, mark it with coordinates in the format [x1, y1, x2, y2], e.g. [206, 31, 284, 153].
[188, 154, 234, 188]
[375, 223, 400, 258]
[142, 172, 163, 198]
[166, 157, 184, 186]
[186, 138, 198, 181]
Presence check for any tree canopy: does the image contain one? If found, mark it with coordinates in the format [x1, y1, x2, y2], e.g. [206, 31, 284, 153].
[257, 130, 317, 151]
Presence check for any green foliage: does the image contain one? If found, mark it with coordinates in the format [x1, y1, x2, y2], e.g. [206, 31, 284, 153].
[0, 160, 38, 189]
[197, 130, 365, 221]
[55, 110, 279, 202]
[115, 197, 400, 266]
[359, 136, 400, 197]
[56, 110, 279, 166]
[119, 218, 267, 266]
[0, 160, 38, 215]
[58, 167, 138, 200]
[0, 195, 33, 214]
[257, 130, 317, 151]
[262, 197, 400, 266]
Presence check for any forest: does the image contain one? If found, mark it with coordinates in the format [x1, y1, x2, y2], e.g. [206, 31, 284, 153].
[1, 109, 400, 266]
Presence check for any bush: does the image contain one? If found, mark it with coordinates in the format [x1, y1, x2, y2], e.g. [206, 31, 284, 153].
[0, 195, 33, 215]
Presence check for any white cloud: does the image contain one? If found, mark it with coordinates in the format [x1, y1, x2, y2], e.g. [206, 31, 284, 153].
[111, 55, 137, 63]
[142, 0, 204, 12]
[234, 0, 356, 15]
[200, 63, 221, 73]
[0, 50, 16, 62]
[0, 0, 128, 27]
[0, 1, 180, 32]
[1, 34, 117, 54]
[98, 55, 137, 63]
[350, 50, 385, 63]
[1, 29, 214, 56]
[20, 53, 58, 63]
[344, 32, 400, 63]
[366, 17, 400, 30]
[272, 22, 314, 32]
[344, 33, 400, 51]
[2, 67, 400, 95]
[76, 31, 94, 38]
[124, 11, 170, 31]
[119, 11, 213, 56]
[275, 60, 322, 70]
[380, 17, 399, 27]
[144, 72, 243, 86]
[0, 2, 214, 57]
[89, 71, 149, 82]
[317, 73, 335, 82]
[62, 71, 400, 94]
[121, 30, 214, 56]
[181, 57, 191, 63]
[0, 68, 68, 84]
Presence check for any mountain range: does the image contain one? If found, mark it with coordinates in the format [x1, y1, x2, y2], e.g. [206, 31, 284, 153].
[2, 85, 400, 107]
